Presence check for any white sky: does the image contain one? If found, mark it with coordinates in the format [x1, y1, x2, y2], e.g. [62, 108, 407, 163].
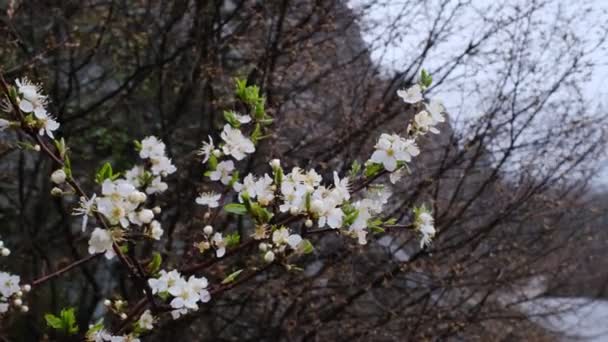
[350, 0, 608, 184]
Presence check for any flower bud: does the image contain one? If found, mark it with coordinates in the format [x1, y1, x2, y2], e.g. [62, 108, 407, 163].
[13, 299, 22, 306]
[1, 248, 10, 256]
[120, 313, 127, 320]
[212, 149, 222, 157]
[51, 169, 67, 184]
[0, 241, 4, 248]
[269, 159, 281, 169]
[199, 241, 211, 251]
[20, 305, 29, 313]
[305, 219, 313, 228]
[264, 250, 275, 263]
[33, 145, 41, 152]
[22, 284, 31, 292]
[203, 212, 211, 220]
[16, 291, 22, 297]
[259, 243, 268, 252]
[128, 191, 147, 203]
[289, 207, 298, 215]
[137, 209, 154, 224]
[203, 225, 213, 235]
[51, 187, 63, 197]
[153, 206, 161, 214]
[103, 299, 112, 307]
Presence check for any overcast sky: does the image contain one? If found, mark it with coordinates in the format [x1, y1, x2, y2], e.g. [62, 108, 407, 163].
[350, 0, 608, 185]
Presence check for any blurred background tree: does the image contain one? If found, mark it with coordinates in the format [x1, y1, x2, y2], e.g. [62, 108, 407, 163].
[0, 0, 607, 340]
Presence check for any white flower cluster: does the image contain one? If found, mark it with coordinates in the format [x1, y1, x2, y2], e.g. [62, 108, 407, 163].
[414, 207, 436, 248]
[221, 124, 255, 160]
[195, 225, 226, 258]
[259, 227, 303, 263]
[369, 84, 445, 175]
[14, 78, 60, 138]
[209, 160, 238, 188]
[197, 121, 256, 163]
[348, 187, 393, 245]
[280, 168, 350, 229]
[369, 133, 420, 172]
[0, 271, 30, 314]
[85, 136, 174, 258]
[239, 173, 275, 205]
[87, 330, 140, 342]
[195, 191, 221, 208]
[148, 270, 211, 319]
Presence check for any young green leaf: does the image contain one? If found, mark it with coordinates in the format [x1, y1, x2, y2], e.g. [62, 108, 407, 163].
[224, 203, 247, 215]
[45, 307, 79, 335]
[221, 269, 243, 284]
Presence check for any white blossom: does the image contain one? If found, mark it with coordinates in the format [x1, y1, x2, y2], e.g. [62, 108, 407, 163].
[211, 232, 226, 258]
[35, 111, 60, 138]
[369, 133, 420, 172]
[137, 310, 154, 330]
[146, 176, 168, 194]
[220, 124, 255, 160]
[415, 211, 436, 248]
[150, 156, 176, 176]
[332, 171, 350, 202]
[0, 272, 20, 298]
[425, 99, 446, 123]
[233, 113, 252, 124]
[196, 192, 221, 208]
[139, 136, 165, 159]
[272, 227, 302, 249]
[72, 194, 97, 231]
[149, 220, 163, 240]
[209, 160, 235, 185]
[197, 136, 215, 163]
[15, 78, 47, 117]
[88, 228, 115, 259]
[397, 84, 423, 104]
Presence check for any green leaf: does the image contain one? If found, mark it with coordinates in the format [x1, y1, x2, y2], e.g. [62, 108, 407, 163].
[250, 202, 273, 223]
[8, 85, 18, 103]
[223, 110, 241, 128]
[343, 209, 359, 227]
[45, 307, 79, 335]
[44, 314, 63, 330]
[250, 123, 263, 144]
[133, 140, 143, 152]
[228, 170, 240, 188]
[364, 162, 384, 178]
[384, 218, 398, 225]
[146, 252, 162, 275]
[54, 138, 67, 160]
[221, 269, 243, 284]
[207, 154, 218, 171]
[63, 155, 73, 178]
[298, 239, 314, 254]
[225, 232, 240, 247]
[253, 98, 266, 120]
[86, 319, 104, 337]
[235, 78, 248, 99]
[349, 160, 361, 178]
[420, 69, 433, 88]
[224, 203, 247, 215]
[95, 162, 114, 184]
